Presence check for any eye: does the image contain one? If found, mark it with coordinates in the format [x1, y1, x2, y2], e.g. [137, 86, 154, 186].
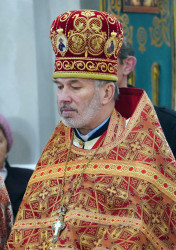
[57, 84, 63, 90]
[71, 84, 82, 90]
[72, 86, 81, 90]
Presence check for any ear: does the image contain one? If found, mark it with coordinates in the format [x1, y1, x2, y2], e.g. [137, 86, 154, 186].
[123, 56, 137, 76]
[100, 82, 115, 105]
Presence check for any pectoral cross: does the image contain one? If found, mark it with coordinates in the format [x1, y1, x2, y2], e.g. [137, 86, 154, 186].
[52, 206, 66, 243]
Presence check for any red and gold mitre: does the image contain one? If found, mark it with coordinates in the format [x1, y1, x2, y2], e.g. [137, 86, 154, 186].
[50, 10, 123, 81]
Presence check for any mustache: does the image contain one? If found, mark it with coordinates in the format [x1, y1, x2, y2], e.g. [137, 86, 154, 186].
[59, 104, 78, 112]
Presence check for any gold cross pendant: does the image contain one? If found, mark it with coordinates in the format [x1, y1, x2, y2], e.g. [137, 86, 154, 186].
[52, 206, 66, 243]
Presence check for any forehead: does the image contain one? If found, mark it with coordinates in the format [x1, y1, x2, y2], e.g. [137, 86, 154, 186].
[54, 78, 95, 85]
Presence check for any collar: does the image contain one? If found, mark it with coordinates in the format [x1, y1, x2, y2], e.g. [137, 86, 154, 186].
[75, 116, 110, 142]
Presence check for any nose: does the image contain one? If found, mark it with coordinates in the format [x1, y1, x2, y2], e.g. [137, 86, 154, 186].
[57, 88, 72, 105]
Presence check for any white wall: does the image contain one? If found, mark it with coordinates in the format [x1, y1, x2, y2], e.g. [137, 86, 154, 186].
[0, 0, 40, 164]
[0, 0, 100, 167]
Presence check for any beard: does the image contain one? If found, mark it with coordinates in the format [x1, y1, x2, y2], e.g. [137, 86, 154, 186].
[58, 89, 101, 129]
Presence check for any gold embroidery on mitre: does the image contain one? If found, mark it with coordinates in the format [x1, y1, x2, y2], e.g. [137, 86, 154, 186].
[67, 11, 107, 57]
[53, 57, 118, 80]
[56, 28, 68, 56]
[55, 58, 117, 73]
[104, 31, 118, 58]
[60, 11, 72, 22]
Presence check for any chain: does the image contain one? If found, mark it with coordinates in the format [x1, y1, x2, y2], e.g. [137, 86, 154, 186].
[59, 130, 105, 210]
[51, 130, 105, 244]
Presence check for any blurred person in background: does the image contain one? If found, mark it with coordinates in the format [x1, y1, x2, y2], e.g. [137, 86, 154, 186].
[0, 114, 33, 219]
[117, 38, 176, 159]
[0, 118, 13, 248]
[0, 175, 13, 249]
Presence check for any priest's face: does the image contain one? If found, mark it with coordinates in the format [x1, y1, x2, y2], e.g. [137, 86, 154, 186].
[55, 78, 102, 134]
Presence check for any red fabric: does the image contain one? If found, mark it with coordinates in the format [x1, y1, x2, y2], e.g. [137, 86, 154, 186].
[51, 10, 123, 59]
[50, 10, 123, 80]
[116, 87, 145, 119]
[92, 130, 107, 149]
[0, 176, 13, 250]
[6, 90, 176, 249]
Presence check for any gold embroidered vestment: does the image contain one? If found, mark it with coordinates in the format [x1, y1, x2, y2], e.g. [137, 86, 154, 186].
[6, 88, 176, 249]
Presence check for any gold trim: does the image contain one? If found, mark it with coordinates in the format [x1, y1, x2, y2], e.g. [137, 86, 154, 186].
[12, 209, 168, 250]
[100, 0, 106, 11]
[151, 62, 160, 106]
[149, 0, 171, 48]
[128, 70, 135, 86]
[137, 27, 147, 53]
[52, 72, 118, 81]
[64, 210, 168, 250]
[29, 160, 176, 202]
[100, 0, 133, 44]
[13, 217, 58, 230]
[64, 93, 149, 156]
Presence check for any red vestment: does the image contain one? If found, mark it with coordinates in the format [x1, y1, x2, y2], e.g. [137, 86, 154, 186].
[0, 176, 13, 250]
[6, 88, 176, 249]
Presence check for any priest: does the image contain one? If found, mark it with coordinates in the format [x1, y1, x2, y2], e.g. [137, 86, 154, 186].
[6, 10, 176, 249]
